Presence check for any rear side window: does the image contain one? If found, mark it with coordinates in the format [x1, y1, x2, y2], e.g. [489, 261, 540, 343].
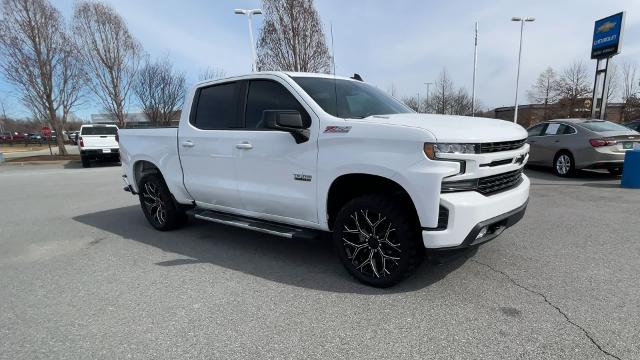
[580, 120, 630, 132]
[559, 124, 576, 134]
[192, 82, 240, 129]
[81, 127, 117, 135]
[244, 80, 309, 129]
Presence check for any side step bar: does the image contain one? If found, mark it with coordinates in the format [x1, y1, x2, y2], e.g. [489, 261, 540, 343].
[189, 209, 320, 240]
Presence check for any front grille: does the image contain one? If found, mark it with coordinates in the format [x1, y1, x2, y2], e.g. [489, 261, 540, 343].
[479, 139, 526, 153]
[477, 169, 523, 195]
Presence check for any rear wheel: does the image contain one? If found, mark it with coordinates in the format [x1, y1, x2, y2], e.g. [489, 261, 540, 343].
[608, 167, 623, 176]
[81, 155, 91, 168]
[333, 195, 423, 287]
[138, 173, 187, 231]
[553, 151, 574, 177]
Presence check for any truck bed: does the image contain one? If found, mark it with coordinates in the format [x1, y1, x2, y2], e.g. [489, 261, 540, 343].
[119, 128, 191, 202]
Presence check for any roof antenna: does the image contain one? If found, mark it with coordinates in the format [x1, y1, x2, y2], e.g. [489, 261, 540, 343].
[331, 23, 339, 117]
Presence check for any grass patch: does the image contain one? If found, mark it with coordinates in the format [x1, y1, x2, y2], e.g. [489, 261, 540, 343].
[5, 154, 80, 162]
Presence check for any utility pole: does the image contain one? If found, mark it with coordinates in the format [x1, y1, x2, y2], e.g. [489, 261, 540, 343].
[472, 22, 478, 117]
[424, 82, 433, 113]
[511, 16, 535, 124]
[234, 8, 262, 72]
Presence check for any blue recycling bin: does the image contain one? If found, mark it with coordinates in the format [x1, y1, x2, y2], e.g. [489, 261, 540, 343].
[621, 149, 640, 189]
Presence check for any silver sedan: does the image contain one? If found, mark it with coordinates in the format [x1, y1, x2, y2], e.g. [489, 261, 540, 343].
[526, 119, 640, 177]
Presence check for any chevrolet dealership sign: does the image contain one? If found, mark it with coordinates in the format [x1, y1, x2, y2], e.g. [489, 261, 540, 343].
[591, 12, 625, 59]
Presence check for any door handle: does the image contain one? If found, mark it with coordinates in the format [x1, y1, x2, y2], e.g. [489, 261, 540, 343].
[181, 140, 195, 148]
[235, 142, 253, 150]
[554, 140, 560, 143]
[529, 140, 536, 143]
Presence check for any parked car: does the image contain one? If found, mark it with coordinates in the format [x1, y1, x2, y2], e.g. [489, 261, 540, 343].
[68, 131, 80, 145]
[28, 133, 42, 141]
[119, 71, 531, 287]
[77, 124, 119, 168]
[526, 119, 640, 177]
[623, 120, 640, 132]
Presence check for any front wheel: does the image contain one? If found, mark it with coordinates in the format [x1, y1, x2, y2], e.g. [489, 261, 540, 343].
[138, 173, 187, 231]
[333, 195, 424, 287]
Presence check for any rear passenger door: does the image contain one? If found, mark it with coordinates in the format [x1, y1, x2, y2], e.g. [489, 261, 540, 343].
[234, 78, 319, 224]
[178, 81, 246, 209]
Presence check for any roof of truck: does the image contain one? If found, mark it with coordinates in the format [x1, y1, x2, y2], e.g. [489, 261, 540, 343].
[194, 71, 357, 88]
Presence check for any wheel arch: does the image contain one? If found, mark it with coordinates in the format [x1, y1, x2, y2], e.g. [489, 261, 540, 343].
[325, 173, 420, 231]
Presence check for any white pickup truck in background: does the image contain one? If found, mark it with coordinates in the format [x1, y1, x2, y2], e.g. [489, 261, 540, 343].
[78, 124, 120, 168]
[119, 72, 530, 287]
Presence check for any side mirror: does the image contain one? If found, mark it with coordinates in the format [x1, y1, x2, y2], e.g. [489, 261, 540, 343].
[263, 110, 310, 144]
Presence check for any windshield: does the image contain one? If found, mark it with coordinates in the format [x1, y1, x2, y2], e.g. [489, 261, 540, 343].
[292, 77, 412, 119]
[580, 120, 631, 132]
[81, 126, 118, 135]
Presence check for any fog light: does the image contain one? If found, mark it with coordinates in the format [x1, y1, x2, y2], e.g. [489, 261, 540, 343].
[476, 226, 488, 239]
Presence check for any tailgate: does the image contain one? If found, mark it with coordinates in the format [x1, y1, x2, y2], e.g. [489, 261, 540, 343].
[82, 135, 118, 148]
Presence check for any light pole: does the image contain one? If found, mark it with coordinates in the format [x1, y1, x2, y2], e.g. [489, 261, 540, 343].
[511, 16, 535, 123]
[424, 82, 433, 113]
[234, 8, 262, 72]
[472, 22, 478, 117]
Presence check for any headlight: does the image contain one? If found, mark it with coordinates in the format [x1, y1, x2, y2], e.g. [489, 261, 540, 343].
[424, 143, 478, 159]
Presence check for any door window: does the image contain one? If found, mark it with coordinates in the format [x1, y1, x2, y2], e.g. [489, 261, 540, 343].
[192, 82, 241, 129]
[527, 123, 547, 137]
[244, 80, 309, 129]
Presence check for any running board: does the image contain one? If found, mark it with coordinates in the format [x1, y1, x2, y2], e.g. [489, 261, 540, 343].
[189, 209, 320, 240]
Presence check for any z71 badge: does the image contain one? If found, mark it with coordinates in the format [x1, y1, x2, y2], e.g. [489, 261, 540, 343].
[324, 126, 351, 133]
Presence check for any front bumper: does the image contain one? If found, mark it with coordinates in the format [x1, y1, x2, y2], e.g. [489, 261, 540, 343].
[422, 174, 530, 248]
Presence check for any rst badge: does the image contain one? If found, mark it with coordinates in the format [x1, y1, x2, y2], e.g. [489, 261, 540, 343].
[324, 126, 351, 133]
[294, 174, 312, 182]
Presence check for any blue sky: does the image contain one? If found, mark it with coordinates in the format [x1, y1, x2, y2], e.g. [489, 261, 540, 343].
[1, 0, 639, 119]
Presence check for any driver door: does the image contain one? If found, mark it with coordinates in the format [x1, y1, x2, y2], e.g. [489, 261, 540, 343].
[234, 78, 318, 224]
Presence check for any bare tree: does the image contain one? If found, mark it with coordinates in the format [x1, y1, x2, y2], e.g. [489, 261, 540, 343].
[402, 95, 420, 112]
[73, 1, 141, 127]
[198, 66, 226, 81]
[134, 56, 186, 126]
[451, 88, 472, 116]
[554, 61, 592, 117]
[621, 61, 640, 120]
[428, 69, 454, 114]
[59, 42, 87, 129]
[0, 0, 86, 154]
[256, 0, 331, 73]
[621, 61, 638, 102]
[527, 67, 559, 120]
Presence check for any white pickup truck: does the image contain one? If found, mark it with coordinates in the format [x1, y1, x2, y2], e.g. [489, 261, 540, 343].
[119, 72, 530, 287]
[78, 124, 120, 168]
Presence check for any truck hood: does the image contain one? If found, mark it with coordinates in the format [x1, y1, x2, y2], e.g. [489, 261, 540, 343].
[358, 114, 528, 143]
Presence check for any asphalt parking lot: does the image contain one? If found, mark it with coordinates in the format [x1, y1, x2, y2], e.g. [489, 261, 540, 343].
[0, 163, 638, 360]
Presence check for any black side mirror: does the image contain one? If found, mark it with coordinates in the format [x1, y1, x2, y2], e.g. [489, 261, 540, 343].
[262, 110, 310, 144]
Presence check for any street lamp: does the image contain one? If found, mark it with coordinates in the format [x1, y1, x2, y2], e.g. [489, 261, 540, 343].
[511, 16, 535, 124]
[424, 82, 433, 113]
[234, 8, 262, 72]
